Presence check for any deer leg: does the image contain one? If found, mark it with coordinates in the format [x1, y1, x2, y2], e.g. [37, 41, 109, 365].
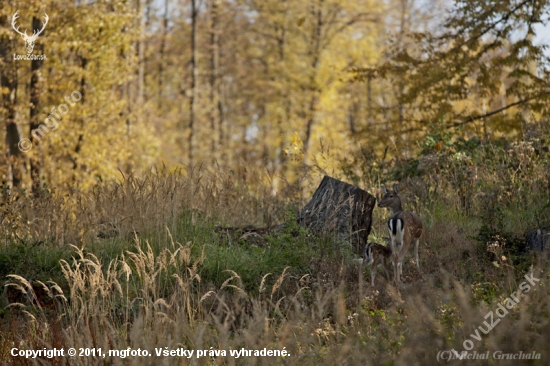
[414, 239, 420, 269]
[399, 250, 405, 282]
[396, 243, 403, 277]
[370, 265, 376, 286]
[360, 258, 367, 283]
[394, 256, 400, 283]
[382, 258, 390, 282]
[398, 257, 403, 275]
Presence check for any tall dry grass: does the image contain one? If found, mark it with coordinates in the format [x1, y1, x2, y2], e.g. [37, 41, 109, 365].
[0, 165, 290, 248]
[2, 129, 550, 365]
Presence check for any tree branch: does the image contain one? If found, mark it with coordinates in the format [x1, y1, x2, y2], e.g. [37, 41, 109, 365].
[449, 93, 548, 127]
[387, 92, 549, 135]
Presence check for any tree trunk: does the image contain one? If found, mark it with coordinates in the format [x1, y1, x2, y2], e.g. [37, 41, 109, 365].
[303, 0, 323, 162]
[0, 12, 23, 190]
[134, 0, 146, 134]
[29, 16, 46, 198]
[158, 0, 169, 108]
[71, 56, 86, 181]
[188, 0, 198, 167]
[298, 175, 376, 253]
[367, 73, 373, 126]
[210, 0, 220, 155]
[348, 96, 358, 135]
[304, 91, 319, 160]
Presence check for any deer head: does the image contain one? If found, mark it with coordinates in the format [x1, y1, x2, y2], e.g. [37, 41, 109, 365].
[12, 11, 49, 54]
[378, 184, 403, 215]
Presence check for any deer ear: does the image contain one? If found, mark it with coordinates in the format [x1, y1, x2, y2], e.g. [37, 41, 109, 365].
[393, 184, 399, 193]
[381, 186, 388, 194]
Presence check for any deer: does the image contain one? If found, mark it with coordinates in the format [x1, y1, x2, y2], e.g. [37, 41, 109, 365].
[11, 11, 49, 54]
[378, 184, 423, 284]
[362, 241, 392, 286]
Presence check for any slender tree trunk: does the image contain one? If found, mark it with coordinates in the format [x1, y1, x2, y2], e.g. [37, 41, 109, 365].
[304, 92, 319, 158]
[29, 16, 46, 198]
[0, 12, 23, 190]
[396, 0, 408, 151]
[218, 74, 224, 153]
[210, 0, 220, 155]
[71, 56, 86, 183]
[5, 123, 22, 190]
[348, 97, 358, 135]
[134, 0, 146, 133]
[276, 0, 288, 171]
[218, 78, 226, 164]
[158, 0, 169, 108]
[188, 0, 198, 166]
[367, 73, 373, 126]
[143, 0, 152, 102]
[303, 0, 323, 161]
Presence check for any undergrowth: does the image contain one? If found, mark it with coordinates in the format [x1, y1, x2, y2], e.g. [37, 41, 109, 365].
[2, 124, 550, 365]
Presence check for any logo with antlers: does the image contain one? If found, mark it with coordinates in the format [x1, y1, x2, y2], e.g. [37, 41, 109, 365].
[11, 11, 49, 54]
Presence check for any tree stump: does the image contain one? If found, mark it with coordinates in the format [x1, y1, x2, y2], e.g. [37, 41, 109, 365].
[297, 175, 376, 253]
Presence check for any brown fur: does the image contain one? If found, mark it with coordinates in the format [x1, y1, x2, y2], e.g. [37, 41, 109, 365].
[378, 185, 423, 283]
[362, 242, 392, 286]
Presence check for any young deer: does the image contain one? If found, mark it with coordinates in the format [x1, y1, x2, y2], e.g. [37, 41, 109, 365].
[362, 241, 392, 286]
[378, 185, 423, 283]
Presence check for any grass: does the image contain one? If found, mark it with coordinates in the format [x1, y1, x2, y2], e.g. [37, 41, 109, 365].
[1, 133, 550, 365]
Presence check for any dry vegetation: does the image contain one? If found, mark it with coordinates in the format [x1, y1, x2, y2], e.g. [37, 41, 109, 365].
[1, 127, 550, 365]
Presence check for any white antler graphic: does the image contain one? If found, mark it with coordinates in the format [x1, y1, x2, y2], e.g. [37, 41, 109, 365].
[12, 11, 49, 54]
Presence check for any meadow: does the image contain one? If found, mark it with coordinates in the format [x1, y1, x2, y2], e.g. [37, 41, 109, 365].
[1, 129, 550, 365]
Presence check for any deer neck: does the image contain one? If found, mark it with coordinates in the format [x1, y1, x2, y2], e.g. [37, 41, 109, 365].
[390, 200, 404, 216]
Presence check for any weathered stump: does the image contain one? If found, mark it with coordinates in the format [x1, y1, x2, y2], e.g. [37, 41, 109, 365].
[297, 175, 376, 253]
